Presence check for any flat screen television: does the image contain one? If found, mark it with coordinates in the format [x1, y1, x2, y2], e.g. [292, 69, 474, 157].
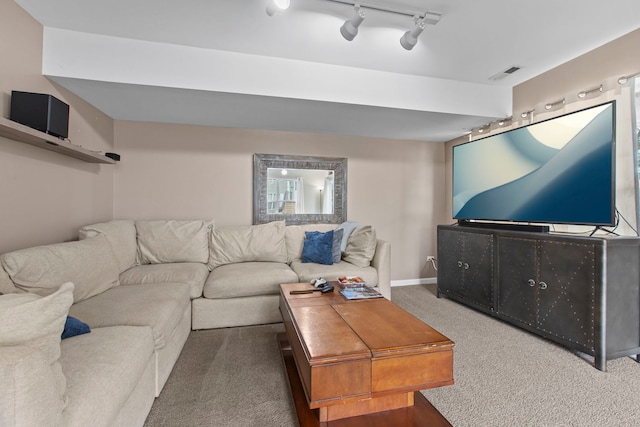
[452, 101, 616, 227]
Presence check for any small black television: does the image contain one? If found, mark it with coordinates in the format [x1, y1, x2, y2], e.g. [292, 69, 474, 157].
[452, 101, 616, 227]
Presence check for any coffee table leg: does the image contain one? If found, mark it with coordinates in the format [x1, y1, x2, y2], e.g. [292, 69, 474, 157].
[319, 391, 415, 422]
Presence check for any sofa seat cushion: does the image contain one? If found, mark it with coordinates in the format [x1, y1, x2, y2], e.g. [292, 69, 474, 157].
[68, 283, 191, 350]
[290, 260, 378, 286]
[119, 263, 208, 299]
[61, 326, 154, 427]
[204, 262, 298, 299]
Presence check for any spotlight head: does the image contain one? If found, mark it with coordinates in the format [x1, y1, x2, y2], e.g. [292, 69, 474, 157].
[618, 76, 629, 85]
[400, 19, 426, 50]
[266, 0, 290, 17]
[545, 99, 564, 111]
[340, 7, 366, 41]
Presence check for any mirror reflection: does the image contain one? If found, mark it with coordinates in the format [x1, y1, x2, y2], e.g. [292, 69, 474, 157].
[253, 154, 347, 225]
[267, 168, 334, 215]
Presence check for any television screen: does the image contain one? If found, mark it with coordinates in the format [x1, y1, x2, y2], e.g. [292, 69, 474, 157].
[453, 101, 616, 226]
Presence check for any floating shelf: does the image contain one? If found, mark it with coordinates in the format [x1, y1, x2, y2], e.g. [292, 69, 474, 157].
[0, 117, 115, 164]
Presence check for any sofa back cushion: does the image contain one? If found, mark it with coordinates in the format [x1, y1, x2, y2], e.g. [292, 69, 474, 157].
[342, 225, 377, 268]
[79, 219, 137, 273]
[285, 224, 337, 264]
[336, 221, 362, 252]
[208, 221, 287, 269]
[0, 264, 18, 295]
[1, 236, 120, 302]
[0, 282, 74, 427]
[136, 220, 212, 265]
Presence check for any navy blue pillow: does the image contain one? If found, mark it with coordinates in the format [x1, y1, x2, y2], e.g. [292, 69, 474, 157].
[302, 230, 334, 265]
[332, 228, 344, 263]
[61, 316, 91, 339]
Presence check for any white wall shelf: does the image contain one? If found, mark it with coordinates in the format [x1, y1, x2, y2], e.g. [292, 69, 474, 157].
[0, 117, 115, 164]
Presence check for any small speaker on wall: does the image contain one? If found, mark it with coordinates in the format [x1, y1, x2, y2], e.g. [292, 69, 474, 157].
[10, 90, 70, 139]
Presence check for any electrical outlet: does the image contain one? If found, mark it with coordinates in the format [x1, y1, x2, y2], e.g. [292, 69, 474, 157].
[426, 255, 435, 261]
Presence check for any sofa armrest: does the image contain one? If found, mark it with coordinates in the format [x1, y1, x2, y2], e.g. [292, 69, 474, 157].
[371, 239, 391, 299]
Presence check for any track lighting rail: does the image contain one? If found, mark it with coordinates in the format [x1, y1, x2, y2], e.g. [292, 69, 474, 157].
[324, 0, 433, 20]
[266, 0, 441, 49]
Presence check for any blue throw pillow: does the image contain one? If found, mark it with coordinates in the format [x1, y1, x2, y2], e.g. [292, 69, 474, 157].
[302, 230, 334, 265]
[61, 316, 91, 339]
[332, 228, 344, 263]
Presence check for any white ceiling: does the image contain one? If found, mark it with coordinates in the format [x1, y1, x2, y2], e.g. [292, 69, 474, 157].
[14, 0, 640, 142]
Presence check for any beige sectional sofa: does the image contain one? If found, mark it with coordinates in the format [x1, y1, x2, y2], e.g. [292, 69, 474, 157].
[0, 219, 390, 427]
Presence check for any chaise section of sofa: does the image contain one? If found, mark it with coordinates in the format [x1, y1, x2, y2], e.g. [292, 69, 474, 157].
[68, 283, 191, 396]
[0, 221, 199, 426]
[78, 219, 210, 395]
[60, 325, 155, 427]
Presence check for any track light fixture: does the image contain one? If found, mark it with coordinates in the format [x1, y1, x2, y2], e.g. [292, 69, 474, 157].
[265, 1, 442, 50]
[497, 117, 513, 127]
[266, 0, 290, 16]
[326, 1, 442, 49]
[340, 6, 366, 41]
[472, 75, 621, 140]
[520, 109, 534, 119]
[544, 98, 565, 111]
[618, 72, 640, 85]
[400, 17, 426, 50]
[577, 85, 603, 99]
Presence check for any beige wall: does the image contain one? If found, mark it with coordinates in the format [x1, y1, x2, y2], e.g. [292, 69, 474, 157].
[114, 121, 447, 280]
[0, 1, 115, 253]
[514, 28, 640, 115]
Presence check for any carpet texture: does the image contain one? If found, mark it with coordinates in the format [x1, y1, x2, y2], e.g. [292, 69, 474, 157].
[143, 323, 297, 427]
[144, 285, 640, 426]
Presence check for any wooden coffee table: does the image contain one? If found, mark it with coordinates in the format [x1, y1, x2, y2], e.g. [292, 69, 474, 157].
[278, 282, 454, 426]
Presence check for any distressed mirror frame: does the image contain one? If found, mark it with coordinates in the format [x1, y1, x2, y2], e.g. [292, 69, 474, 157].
[253, 153, 347, 225]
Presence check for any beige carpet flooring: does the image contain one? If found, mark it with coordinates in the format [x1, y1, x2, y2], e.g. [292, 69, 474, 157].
[144, 285, 640, 426]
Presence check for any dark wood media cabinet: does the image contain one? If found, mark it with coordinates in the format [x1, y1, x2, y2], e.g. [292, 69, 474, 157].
[437, 224, 640, 371]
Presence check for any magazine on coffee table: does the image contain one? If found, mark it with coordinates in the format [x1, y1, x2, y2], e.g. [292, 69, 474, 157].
[339, 284, 383, 300]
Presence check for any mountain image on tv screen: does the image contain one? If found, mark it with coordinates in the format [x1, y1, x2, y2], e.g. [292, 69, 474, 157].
[453, 101, 615, 226]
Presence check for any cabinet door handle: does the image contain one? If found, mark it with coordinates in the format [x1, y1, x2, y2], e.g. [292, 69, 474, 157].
[528, 279, 536, 287]
[539, 282, 548, 290]
[463, 263, 470, 270]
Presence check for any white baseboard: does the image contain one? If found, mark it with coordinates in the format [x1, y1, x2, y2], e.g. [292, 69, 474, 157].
[390, 278, 437, 287]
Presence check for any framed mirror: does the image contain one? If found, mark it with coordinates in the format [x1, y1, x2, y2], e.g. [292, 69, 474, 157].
[253, 153, 347, 225]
